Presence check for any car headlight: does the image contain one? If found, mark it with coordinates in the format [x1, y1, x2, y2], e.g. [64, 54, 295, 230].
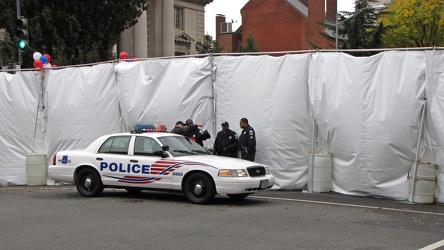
[218, 169, 248, 177]
[265, 167, 270, 175]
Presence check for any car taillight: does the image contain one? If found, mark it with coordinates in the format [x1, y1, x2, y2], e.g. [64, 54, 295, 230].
[52, 153, 57, 165]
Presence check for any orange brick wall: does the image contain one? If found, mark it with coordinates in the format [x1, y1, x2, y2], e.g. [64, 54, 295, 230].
[217, 33, 242, 53]
[215, 15, 242, 53]
[240, 0, 333, 52]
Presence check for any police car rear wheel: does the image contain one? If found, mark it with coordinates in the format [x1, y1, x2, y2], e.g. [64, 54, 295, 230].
[75, 168, 104, 197]
[227, 193, 250, 200]
[184, 173, 215, 204]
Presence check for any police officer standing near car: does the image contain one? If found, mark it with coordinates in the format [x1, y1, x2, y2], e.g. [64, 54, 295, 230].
[214, 122, 238, 158]
[239, 118, 256, 161]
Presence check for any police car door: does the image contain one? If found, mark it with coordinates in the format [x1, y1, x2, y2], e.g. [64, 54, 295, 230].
[94, 135, 132, 186]
[128, 136, 172, 189]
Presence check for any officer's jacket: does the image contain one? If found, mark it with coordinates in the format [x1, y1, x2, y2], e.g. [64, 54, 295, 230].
[214, 129, 238, 157]
[239, 125, 256, 154]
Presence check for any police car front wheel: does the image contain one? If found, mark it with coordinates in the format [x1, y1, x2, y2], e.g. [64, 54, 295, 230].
[75, 168, 104, 197]
[184, 173, 216, 204]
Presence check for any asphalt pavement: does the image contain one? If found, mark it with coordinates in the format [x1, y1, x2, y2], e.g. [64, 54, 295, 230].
[1, 185, 443, 250]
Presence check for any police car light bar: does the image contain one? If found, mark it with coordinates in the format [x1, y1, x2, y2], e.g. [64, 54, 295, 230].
[132, 124, 167, 133]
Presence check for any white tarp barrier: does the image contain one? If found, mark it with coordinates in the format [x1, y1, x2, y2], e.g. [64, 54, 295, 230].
[309, 51, 427, 199]
[0, 51, 443, 202]
[113, 58, 214, 136]
[0, 72, 41, 185]
[425, 50, 444, 201]
[213, 55, 312, 189]
[43, 64, 122, 173]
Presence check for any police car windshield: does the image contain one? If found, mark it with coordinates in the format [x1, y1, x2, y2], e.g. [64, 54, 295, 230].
[157, 135, 207, 157]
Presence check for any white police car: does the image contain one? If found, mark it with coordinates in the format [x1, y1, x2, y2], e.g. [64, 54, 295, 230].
[48, 124, 275, 204]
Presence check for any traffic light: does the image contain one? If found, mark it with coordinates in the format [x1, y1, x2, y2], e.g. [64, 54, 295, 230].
[16, 18, 28, 50]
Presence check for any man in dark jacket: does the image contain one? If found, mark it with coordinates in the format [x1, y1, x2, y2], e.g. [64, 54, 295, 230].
[170, 121, 197, 137]
[213, 122, 238, 158]
[239, 118, 256, 161]
[185, 119, 211, 147]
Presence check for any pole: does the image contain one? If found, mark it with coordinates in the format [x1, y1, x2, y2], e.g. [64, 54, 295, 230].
[335, 12, 338, 50]
[210, 53, 216, 145]
[308, 115, 316, 193]
[409, 100, 427, 203]
[16, 0, 22, 67]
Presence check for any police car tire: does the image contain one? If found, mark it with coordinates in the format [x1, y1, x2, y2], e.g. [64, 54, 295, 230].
[227, 193, 250, 200]
[184, 173, 216, 204]
[75, 168, 104, 197]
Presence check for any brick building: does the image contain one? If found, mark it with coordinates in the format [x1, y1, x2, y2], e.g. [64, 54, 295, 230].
[215, 15, 242, 53]
[216, 0, 337, 52]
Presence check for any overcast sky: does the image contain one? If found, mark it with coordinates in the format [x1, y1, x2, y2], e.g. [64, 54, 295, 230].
[204, 0, 356, 37]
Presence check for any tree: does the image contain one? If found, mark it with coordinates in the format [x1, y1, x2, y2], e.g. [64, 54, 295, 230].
[319, 0, 387, 53]
[0, 0, 148, 68]
[195, 34, 222, 54]
[382, 0, 444, 47]
[237, 32, 259, 52]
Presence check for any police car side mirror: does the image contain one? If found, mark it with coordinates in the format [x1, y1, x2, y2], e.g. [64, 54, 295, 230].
[162, 145, 169, 151]
[153, 150, 168, 158]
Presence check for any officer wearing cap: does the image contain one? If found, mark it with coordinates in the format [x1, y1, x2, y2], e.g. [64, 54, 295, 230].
[239, 118, 256, 161]
[213, 122, 238, 158]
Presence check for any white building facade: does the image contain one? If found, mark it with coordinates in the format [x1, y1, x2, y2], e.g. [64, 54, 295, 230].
[119, 0, 213, 58]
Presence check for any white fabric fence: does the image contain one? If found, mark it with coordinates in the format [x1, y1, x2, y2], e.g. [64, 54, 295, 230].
[0, 51, 442, 203]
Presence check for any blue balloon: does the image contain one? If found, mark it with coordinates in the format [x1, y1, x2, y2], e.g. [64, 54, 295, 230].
[40, 55, 48, 64]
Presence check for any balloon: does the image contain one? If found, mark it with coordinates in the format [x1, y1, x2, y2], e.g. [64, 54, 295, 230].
[40, 55, 48, 65]
[33, 60, 43, 69]
[33, 52, 42, 61]
[119, 51, 128, 60]
[43, 53, 51, 64]
[51, 64, 58, 70]
[43, 63, 52, 69]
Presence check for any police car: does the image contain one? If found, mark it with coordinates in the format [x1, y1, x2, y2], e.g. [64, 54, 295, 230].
[48, 124, 275, 204]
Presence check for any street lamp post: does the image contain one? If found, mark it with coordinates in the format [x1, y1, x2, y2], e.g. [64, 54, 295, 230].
[335, 5, 386, 50]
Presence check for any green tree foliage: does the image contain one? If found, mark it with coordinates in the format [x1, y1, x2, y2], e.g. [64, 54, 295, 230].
[320, 0, 387, 53]
[0, 1, 18, 66]
[195, 34, 222, 54]
[237, 32, 259, 52]
[0, 0, 147, 68]
[382, 0, 444, 47]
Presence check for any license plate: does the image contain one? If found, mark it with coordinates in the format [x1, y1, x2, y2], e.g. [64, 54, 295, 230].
[259, 180, 269, 189]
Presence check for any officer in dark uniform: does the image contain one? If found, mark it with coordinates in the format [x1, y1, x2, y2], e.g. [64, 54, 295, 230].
[213, 122, 238, 158]
[170, 121, 198, 136]
[239, 118, 256, 161]
[185, 119, 211, 147]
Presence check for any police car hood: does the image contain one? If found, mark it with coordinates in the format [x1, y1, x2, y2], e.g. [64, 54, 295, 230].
[174, 155, 264, 169]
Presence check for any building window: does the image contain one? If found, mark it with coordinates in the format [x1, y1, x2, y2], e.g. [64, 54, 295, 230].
[175, 6, 184, 30]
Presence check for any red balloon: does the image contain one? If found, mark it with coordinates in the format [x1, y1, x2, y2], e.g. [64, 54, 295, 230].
[33, 60, 43, 69]
[119, 51, 128, 60]
[43, 53, 51, 64]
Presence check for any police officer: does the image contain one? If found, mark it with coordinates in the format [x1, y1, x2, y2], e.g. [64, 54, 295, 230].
[170, 121, 186, 134]
[185, 119, 211, 146]
[214, 122, 238, 158]
[239, 118, 256, 161]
